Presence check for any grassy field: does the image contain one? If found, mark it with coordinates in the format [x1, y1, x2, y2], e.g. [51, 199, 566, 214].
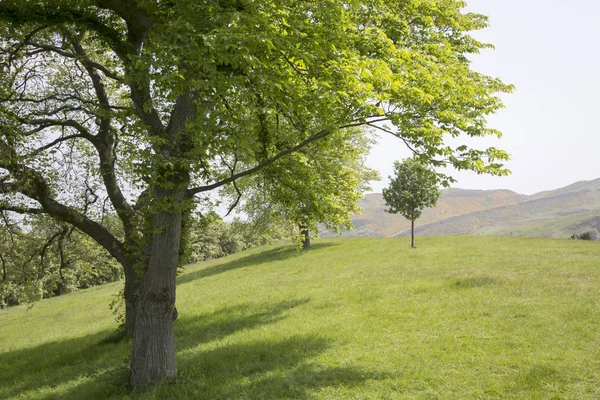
[2, 236, 600, 399]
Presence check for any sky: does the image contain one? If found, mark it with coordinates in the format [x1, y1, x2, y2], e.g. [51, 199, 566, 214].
[366, 0, 600, 195]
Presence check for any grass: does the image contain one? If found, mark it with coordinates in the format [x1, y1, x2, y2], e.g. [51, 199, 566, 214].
[2, 236, 600, 399]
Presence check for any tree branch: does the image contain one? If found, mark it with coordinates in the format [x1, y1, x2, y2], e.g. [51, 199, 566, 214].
[366, 122, 422, 156]
[31, 134, 86, 155]
[69, 34, 137, 232]
[0, 141, 128, 265]
[23, 40, 123, 81]
[0, 205, 45, 214]
[3, 25, 48, 67]
[0, 2, 131, 60]
[95, 0, 152, 51]
[220, 155, 242, 217]
[19, 117, 94, 139]
[188, 120, 371, 196]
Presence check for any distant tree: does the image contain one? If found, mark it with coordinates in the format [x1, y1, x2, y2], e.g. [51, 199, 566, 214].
[383, 158, 441, 248]
[226, 128, 379, 250]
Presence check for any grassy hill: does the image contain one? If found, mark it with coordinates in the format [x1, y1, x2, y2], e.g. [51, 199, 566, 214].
[2, 237, 600, 399]
[344, 178, 600, 238]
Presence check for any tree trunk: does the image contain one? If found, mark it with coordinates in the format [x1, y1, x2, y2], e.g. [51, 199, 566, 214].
[299, 222, 310, 250]
[411, 219, 415, 248]
[130, 187, 184, 389]
[123, 262, 140, 336]
[0, 253, 6, 281]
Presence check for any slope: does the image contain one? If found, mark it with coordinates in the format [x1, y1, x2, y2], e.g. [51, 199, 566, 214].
[2, 237, 600, 399]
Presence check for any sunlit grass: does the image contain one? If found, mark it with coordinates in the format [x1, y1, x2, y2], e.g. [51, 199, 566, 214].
[2, 236, 600, 399]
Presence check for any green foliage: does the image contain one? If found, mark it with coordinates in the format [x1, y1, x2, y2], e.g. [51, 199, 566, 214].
[382, 157, 441, 222]
[3, 236, 600, 398]
[0, 216, 122, 308]
[186, 213, 287, 264]
[0, 0, 513, 224]
[108, 289, 126, 327]
[226, 128, 380, 244]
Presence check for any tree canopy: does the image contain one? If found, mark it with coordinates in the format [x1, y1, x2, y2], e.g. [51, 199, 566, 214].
[0, 0, 511, 389]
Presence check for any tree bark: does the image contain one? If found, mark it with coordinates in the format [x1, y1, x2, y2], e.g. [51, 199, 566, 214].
[123, 261, 140, 336]
[130, 186, 184, 389]
[0, 253, 6, 281]
[411, 219, 415, 248]
[299, 222, 310, 250]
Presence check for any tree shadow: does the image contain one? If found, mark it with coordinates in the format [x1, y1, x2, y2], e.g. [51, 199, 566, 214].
[2, 300, 307, 399]
[175, 298, 311, 350]
[177, 242, 338, 285]
[175, 335, 389, 399]
[451, 276, 499, 289]
[0, 329, 130, 400]
[169, 298, 389, 399]
[3, 296, 385, 399]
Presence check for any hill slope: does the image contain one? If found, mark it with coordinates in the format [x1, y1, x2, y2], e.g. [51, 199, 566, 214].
[345, 178, 600, 238]
[2, 237, 600, 399]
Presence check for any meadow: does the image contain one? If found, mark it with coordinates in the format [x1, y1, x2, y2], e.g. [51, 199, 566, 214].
[1, 236, 600, 399]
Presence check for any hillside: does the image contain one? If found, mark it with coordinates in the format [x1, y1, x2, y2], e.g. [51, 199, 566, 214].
[2, 237, 600, 399]
[344, 178, 600, 238]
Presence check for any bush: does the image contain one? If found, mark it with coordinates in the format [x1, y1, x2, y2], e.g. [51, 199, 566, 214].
[570, 231, 598, 241]
[187, 213, 289, 263]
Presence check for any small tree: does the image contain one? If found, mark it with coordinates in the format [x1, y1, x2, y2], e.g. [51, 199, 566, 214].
[383, 158, 441, 248]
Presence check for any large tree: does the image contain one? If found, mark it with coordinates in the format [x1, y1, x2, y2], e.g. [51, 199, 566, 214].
[0, 0, 511, 389]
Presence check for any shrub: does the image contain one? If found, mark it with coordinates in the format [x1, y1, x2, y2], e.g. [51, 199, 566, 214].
[187, 213, 289, 263]
[570, 231, 598, 241]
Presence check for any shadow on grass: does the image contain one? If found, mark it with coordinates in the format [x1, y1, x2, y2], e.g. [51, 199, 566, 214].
[175, 298, 311, 349]
[175, 335, 389, 399]
[452, 276, 499, 289]
[3, 296, 384, 399]
[170, 298, 388, 399]
[0, 329, 130, 400]
[177, 242, 338, 285]
[517, 364, 562, 389]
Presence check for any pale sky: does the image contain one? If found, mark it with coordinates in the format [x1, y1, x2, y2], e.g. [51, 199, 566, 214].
[367, 0, 600, 195]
